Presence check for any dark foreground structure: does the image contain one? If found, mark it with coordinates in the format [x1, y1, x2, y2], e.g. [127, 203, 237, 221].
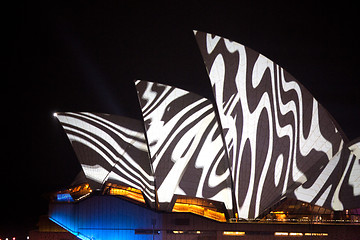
[46, 195, 360, 240]
[48, 31, 360, 239]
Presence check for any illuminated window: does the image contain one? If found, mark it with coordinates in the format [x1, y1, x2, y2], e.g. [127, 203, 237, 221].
[274, 232, 288, 236]
[169, 230, 215, 235]
[53, 183, 92, 202]
[305, 233, 328, 236]
[106, 184, 145, 204]
[223, 231, 245, 236]
[172, 196, 227, 222]
[289, 232, 303, 236]
[270, 211, 287, 221]
[56, 193, 73, 202]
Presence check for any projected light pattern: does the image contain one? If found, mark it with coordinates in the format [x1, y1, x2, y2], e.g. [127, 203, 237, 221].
[135, 80, 233, 212]
[53, 31, 359, 228]
[194, 31, 346, 218]
[56, 112, 156, 206]
[294, 141, 360, 211]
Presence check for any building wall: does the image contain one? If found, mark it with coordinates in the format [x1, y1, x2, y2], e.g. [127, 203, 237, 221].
[49, 196, 162, 239]
[162, 212, 360, 240]
[49, 196, 360, 240]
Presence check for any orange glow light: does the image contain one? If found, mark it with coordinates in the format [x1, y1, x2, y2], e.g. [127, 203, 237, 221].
[109, 187, 145, 203]
[172, 200, 226, 222]
[223, 231, 245, 236]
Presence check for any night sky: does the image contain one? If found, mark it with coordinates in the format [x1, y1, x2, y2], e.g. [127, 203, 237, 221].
[3, 1, 360, 237]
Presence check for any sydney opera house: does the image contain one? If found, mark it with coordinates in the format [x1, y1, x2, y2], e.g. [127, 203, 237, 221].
[48, 31, 359, 239]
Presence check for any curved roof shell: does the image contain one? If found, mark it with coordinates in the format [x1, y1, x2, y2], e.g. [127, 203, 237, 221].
[54, 31, 359, 220]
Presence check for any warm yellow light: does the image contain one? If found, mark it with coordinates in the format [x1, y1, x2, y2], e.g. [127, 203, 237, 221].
[305, 233, 328, 236]
[55, 183, 92, 202]
[172, 231, 183, 234]
[271, 211, 285, 214]
[223, 231, 245, 236]
[274, 232, 288, 236]
[172, 200, 226, 222]
[271, 211, 287, 221]
[289, 232, 303, 236]
[172, 203, 189, 212]
[109, 187, 145, 203]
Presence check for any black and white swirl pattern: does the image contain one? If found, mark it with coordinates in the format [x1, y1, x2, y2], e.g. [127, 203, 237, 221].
[54, 32, 359, 220]
[135, 80, 233, 212]
[194, 31, 345, 218]
[56, 112, 156, 206]
[295, 140, 360, 211]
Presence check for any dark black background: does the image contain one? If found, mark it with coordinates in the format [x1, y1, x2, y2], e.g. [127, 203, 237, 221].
[3, 1, 360, 237]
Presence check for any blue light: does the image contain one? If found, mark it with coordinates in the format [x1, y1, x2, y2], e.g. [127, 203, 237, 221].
[49, 196, 162, 240]
[50, 217, 91, 240]
[57, 193, 74, 202]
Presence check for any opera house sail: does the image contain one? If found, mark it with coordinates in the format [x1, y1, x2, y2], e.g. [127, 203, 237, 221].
[48, 31, 360, 240]
[55, 112, 156, 207]
[135, 80, 233, 215]
[193, 31, 358, 219]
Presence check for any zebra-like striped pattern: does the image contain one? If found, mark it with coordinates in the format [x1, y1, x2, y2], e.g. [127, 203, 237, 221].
[194, 31, 345, 218]
[56, 112, 156, 206]
[135, 80, 233, 212]
[294, 141, 360, 211]
[54, 31, 359, 219]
